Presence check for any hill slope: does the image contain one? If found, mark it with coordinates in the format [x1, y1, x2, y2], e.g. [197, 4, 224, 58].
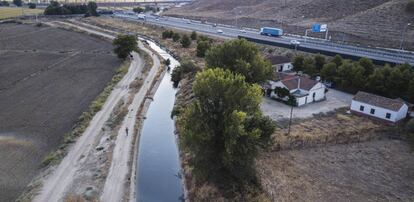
[166, 0, 414, 49]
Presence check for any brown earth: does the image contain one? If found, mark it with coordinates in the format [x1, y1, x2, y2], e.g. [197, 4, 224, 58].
[0, 22, 121, 201]
[166, 0, 414, 50]
[257, 139, 414, 202]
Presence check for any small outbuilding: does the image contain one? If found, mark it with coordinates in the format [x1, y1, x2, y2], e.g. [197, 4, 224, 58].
[350, 91, 408, 123]
[267, 55, 293, 72]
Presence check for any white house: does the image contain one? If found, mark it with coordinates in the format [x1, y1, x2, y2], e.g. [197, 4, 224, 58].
[350, 91, 408, 123]
[267, 55, 293, 72]
[268, 73, 326, 106]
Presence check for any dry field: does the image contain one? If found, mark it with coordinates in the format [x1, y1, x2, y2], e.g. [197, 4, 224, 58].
[0, 22, 121, 201]
[166, 0, 414, 49]
[0, 7, 43, 20]
[257, 139, 414, 201]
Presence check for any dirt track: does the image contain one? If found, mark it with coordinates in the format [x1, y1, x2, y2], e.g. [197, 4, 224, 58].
[0, 22, 121, 202]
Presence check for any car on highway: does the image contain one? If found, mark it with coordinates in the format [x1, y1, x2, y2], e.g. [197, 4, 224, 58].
[240, 29, 247, 33]
[186, 20, 191, 24]
[290, 40, 301, 45]
[217, 29, 224, 34]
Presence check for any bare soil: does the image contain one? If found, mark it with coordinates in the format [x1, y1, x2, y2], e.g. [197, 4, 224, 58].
[257, 139, 414, 202]
[166, 0, 414, 50]
[0, 22, 121, 202]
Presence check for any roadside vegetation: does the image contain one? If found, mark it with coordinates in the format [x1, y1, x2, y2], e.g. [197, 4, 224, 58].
[293, 54, 414, 102]
[41, 61, 131, 167]
[12, 0, 21, 7]
[113, 34, 138, 59]
[44, 1, 98, 16]
[406, 0, 414, 13]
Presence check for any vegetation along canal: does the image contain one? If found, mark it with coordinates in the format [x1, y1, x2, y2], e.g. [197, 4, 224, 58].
[136, 40, 184, 201]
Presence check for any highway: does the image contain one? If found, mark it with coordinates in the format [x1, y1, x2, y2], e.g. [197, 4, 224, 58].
[114, 13, 414, 66]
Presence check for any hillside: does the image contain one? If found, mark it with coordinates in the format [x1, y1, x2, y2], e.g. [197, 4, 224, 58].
[165, 0, 414, 50]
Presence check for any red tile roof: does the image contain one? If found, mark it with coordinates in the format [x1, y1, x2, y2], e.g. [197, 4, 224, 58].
[280, 76, 319, 91]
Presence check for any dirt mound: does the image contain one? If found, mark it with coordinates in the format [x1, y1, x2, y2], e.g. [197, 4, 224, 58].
[166, 0, 414, 49]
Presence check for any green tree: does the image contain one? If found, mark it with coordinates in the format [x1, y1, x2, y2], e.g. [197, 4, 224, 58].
[303, 57, 317, 77]
[332, 54, 343, 67]
[133, 7, 144, 13]
[86, 1, 98, 16]
[178, 68, 275, 182]
[180, 34, 191, 48]
[172, 32, 180, 42]
[171, 60, 198, 87]
[205, 39, 272, 83]
[314, 54, 326, 71]
[292, 55, 304, 72]
[112, 35, 138, 59]
[13, 0, 22, 7]
[358, 57, 374, 76]
[320, 62, 337, 82]
[274, 87, 290, 98]
[366, 68, 386, 95]
[190, 31, 197, 40]
[196, 40, 211, 57]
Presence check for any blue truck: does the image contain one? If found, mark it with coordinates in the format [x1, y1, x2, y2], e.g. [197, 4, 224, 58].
[260, 27, 283, 37]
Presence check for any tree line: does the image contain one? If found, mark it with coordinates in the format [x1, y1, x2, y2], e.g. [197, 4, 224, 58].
[44, 1, 98, 16]
[293, 54, 414, 102]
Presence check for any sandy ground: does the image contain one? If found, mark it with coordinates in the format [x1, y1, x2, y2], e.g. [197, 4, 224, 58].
[261, 89, 353, 121]
[257, 139, 414, 202]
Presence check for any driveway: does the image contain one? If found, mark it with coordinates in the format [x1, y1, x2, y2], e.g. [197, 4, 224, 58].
[261, 89, 353, 121]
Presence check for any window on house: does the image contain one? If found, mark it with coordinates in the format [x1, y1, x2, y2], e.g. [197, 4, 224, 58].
[370, 108, 375, 114]
[386, 113, 391, 119]
[359, 105, 364, 111]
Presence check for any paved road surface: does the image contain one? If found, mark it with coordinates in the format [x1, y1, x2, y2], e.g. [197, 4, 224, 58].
[114, 13, 414, 65]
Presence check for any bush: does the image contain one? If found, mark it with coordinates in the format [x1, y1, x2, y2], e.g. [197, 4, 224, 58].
[171, 60, 198, 87]
[28, 2, 36, 9]
[191, 31, 197, 40]
[0, 1, 9, 6]
[12, 0, 21, 7]
[162, 30, 174, 39]
[133, 7, 144, 13]
[196, 40, 211, 57]
[172, 32, 180, 42]
[406, 1, 414, 13]
[274, 87, 290, 98]
[86, 1, 98, 16]
[180, 34, 191, 48]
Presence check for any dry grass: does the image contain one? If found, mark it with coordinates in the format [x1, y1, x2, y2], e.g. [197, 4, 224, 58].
[0, 7, 43, 20]
[272, 110, 394, 150]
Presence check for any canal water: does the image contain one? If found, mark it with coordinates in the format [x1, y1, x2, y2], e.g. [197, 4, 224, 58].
[136, 40, 183, 202]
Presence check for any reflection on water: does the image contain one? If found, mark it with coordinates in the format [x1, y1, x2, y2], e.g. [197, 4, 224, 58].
[136, 40, 183, 202]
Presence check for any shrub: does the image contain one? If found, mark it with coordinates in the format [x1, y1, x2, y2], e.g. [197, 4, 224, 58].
[190, 31, 197, 40]
[133, 7, 144, 13]
[196, 40, 211, 58]
[0, 1, 9, 6]
[180, 34, 191, 48]
[172, 32, 180, 42]
[86, 1, 98, 16]
[28, 2, 36, 9]
[13, 0, 21, 7]
[171, 60, 198, 87]
[274, 87, 290, 98]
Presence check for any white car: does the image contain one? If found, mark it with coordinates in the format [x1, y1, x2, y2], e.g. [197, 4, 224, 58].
[186, 20, 191, 24]
[240, 29, 247, 33]
[290, 40, 300, 45]
[217, 29, 224, 34]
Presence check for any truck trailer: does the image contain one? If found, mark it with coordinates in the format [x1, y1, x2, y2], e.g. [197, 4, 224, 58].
[260, 27, 283, 37]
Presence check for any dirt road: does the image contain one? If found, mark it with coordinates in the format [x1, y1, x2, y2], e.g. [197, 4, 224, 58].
[33, 21, 160, 202]
[100, 40, 161, 202]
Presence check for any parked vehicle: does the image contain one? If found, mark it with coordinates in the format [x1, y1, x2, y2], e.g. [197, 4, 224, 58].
[260, 27, 283, 37]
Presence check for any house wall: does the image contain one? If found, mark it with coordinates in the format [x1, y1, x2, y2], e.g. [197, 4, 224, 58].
[273, 62, 293, 72]
[296, 83, 326, 107]
[350, 100, 408, 122]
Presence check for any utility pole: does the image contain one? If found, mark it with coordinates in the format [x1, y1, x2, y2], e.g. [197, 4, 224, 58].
[400, 23, 411, 50]
[287, 104, 294, 135]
